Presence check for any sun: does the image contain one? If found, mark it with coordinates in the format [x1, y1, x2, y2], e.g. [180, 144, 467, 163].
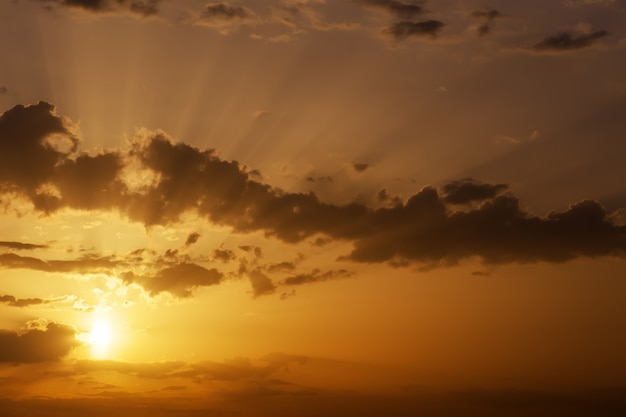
[89, 319, 112, 358]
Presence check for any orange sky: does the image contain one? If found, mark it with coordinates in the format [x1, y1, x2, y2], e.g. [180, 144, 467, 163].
[1, 1, 626, 416]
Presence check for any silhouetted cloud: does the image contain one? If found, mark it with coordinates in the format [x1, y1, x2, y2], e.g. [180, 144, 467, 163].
[121, 263, 222, 298]
[352, 162, 369, 173]
[282, 268, 353, 286]
[248, 269, 276, 297]
[442, 179, 508, 204]
[0, 241, 47, 250]
[471, 9, 503, 36]
[533, 30, 609, 52]
[382, 20, 445, 40]
[0, 294, 49, 307]
[356, 0, 426, 19]
[34, 0, 162, 17]
[184, 232, 201, 248]
[0, 322, 78, 363]
[193, 2, 257, 33]
[212, 248, 236, 263]
[2, 102, 626, 271]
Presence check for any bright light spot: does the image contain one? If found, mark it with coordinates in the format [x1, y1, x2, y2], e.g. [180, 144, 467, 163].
[89, 319, 112, 358]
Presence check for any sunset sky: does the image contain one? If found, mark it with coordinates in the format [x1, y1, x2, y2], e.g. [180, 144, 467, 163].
[1, 0, 626, 415]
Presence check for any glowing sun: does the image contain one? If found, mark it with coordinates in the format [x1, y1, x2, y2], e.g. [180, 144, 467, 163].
[89, 319, 112, 358]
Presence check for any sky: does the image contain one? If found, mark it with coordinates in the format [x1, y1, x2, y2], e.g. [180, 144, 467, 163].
[1, 0, 626, 415]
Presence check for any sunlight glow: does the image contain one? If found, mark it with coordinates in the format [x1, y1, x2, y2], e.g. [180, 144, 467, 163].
[89, 319, 112, 358]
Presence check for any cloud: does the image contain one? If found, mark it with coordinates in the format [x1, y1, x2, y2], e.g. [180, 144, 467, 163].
[441, 179, 508, 204]
[192, 2, 258, 33]
[0, 241, 48, 250]
[282, 268, 353, 286]
[532, 30, 609, 52]
[212, 248, 236, 263]
[184, 232, 201, 248]
[0, 322, 78, 363]
[352, 162, 369, 173]
[2, 102, 626, 270]
[563, 0, 615, 6]
[356, 0, 426, 19]
[122, 263, 222, 298]
[248, 269, 276, 297]
[34, 0, 162, 17]
[0, 86, 7, 95]
[470, 9, 503, 36]
[382, 20, 445, 40]
[0, 294, 49, 307]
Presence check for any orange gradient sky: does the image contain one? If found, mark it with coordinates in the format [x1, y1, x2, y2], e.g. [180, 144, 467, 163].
[1, 1, 626, 416]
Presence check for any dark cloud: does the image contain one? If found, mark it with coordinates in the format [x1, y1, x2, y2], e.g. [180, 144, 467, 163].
[266, 261, 296, 273]
[193, 2, 257, 32]
[382, 20, 445, 40]
[442, 179, 508, 204]
[345, 190, 626, 265]
[470, 10, 503, 36]
[0, 253, 120, 274]
[471, 10, 503, 20]
[212, 248, 236, 263]
[35, 0, 161, 17]
[2, 103, 626, 270]
[282, 268, 353, 286]
[248, 269, 276, 297]
[0, 241, 48, 250]
[533, 30, 609, 52]
[0, 294, 48, 307]
[352, 162, 369, 173]
[357, 0, 425, 19]
[377, 189, 402, 206]
[184, 232, 201, 248]
[122, 263, 222, 298]
[306, 175, 333, 183]
[0, 322, 78, 363]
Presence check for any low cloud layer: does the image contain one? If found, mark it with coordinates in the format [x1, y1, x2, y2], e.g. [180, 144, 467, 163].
[1, 102, 625, 271]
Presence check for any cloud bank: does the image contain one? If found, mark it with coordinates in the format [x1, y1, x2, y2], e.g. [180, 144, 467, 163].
[1, 102, 625, 271]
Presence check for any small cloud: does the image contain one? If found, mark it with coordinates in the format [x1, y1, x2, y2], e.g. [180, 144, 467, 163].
[441, 179, 508, 205]
[0, 294, 49, 308]
[213, 248, 236, 263]
[532, 30, 609, 52]
[382, 20, 445, 41]
[34, 0, 162, 17]
[248, 269, 276, 297]
[192, 2, 258, 34]
[352, 162, 370, 173]
[0, 86, 7, 94]
[184, 232, 201, 248]
[356, 0, 425, 19]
